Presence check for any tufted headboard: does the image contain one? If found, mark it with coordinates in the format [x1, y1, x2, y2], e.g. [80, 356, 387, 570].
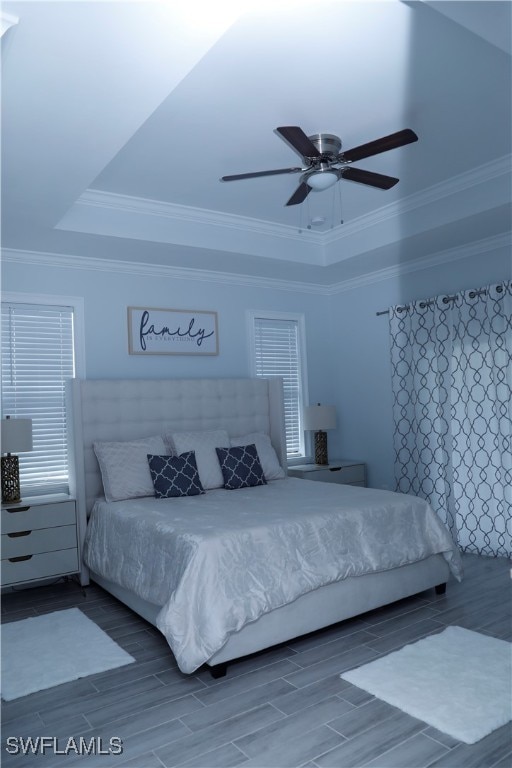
[67, 377, 287, 548]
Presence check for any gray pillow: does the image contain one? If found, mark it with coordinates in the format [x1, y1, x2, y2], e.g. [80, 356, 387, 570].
[169, 429, 229, 490]
[93, 435, 167, 502]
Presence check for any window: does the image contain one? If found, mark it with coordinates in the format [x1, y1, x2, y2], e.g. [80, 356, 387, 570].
[1, 294, 84, 496]
[248, 311, 308, 460]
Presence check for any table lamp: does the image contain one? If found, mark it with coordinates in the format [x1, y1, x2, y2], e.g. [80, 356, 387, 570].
[303, 403, 336, 466]
[1, 416, 33, 503]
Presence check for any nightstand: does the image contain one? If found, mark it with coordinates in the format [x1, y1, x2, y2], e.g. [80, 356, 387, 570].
[1, 494, 80, 588]
[288, 460, 366, 487]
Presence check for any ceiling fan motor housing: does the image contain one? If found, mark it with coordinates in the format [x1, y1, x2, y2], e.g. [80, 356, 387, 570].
[308, 133, 342, 159]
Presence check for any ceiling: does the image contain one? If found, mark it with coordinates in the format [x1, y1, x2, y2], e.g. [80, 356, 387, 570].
[1, 0, 511, 286]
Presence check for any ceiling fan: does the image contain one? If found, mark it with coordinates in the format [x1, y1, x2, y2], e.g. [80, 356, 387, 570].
[221, 126, 418, 206]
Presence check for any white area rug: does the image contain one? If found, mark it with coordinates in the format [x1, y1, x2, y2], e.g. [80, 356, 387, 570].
[341, 626, 512, 744]
[1, 607, 135, 701]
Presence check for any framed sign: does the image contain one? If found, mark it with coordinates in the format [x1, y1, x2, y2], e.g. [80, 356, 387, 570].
[128, 307, 218, 356]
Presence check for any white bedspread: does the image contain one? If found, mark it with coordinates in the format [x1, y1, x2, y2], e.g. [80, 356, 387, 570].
[83, 478, 462, 673]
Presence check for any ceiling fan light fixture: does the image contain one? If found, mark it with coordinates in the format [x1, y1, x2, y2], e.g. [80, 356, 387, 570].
[304, 169, 339, 191]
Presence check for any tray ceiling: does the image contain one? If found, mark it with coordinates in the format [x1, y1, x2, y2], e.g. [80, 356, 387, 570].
[1, 0, 510, 283]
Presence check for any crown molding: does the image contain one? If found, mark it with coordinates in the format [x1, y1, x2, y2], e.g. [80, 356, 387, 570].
[323, 154, 512, 246]
[1, 11, 19, 37]
[0, 248, 328, 295]
[325, 231, 512, 295]
[79, 154, 511, 252]
[3, 231, 508, 297]
[79, 189, 320, 245]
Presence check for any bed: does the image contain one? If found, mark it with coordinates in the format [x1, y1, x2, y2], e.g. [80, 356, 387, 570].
[68, 377, 462, 676]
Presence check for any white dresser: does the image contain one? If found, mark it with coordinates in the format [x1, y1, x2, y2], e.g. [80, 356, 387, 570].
[1, 494, 80, 588]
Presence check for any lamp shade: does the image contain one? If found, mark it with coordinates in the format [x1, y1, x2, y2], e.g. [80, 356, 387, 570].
[303, 404, 336, 431]
[1, 417, 33, 454]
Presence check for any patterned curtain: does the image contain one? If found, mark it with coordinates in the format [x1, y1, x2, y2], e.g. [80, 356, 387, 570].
[390, 281, 511, 557]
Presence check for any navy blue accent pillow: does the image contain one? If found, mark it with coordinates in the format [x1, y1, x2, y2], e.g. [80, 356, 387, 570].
[147, 452, 204, 498]
[215, 444, 267, 490]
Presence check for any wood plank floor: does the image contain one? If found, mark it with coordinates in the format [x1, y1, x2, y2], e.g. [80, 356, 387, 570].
[1, 553, 510, 768]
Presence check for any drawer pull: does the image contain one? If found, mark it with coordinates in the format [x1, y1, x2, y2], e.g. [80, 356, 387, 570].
[7, 530, 32, 538]
[8, 555, 33, 562]
[329, 467, 342, 472]
[5, 506, 31, 513]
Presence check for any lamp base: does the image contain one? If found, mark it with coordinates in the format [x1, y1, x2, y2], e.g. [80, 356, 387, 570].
[1, 454, 21, 503]
[314, 431, 329, 465]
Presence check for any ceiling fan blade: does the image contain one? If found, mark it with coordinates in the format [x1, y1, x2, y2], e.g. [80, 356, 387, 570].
[341, 129, 418, 163]
[276, 126, 321, 159]
[285, 182, 312, 206]
[221, 167, 302, 181]
[341, 167, 399, 189]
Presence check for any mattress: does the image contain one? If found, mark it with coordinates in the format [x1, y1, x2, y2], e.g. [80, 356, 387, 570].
[83, 477, 462, 673]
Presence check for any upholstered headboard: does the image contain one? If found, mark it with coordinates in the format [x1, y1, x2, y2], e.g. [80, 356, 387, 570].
[67, 377, 287, 547]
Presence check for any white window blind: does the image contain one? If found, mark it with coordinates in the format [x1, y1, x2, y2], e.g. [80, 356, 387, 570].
[253, 317, 304, 457]
[1, 302, 75, 495]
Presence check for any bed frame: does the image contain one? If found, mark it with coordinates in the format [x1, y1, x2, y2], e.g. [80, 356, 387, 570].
[68, 376, 450, 676]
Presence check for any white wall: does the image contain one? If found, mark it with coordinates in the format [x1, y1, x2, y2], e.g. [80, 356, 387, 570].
[0, 252, 335, 414]
[2, 244, 510, 488]
[327, 245, 511, 489]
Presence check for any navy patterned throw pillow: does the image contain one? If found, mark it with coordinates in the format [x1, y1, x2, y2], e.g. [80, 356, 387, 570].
[215, 444, 267, 490]
[147, 452, 204, 498]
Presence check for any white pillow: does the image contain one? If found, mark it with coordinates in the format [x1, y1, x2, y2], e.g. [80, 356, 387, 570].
[169, 430, 229, 490]
[93, 435, 167, 502]
[230, 432, 285, 480]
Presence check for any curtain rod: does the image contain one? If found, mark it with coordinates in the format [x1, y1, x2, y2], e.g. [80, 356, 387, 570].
[375, 287, 495, 317]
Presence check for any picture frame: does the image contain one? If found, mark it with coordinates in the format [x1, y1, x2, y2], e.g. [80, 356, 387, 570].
[127, 307, 218, 356]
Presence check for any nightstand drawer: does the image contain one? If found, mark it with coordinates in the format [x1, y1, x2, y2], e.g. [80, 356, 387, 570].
[1, 548, 79, 587]
[322, 465, 366, 485]
[1, 501, 76, 534]
[289, 462, 366, 486]
[1, 525, 77, 559]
